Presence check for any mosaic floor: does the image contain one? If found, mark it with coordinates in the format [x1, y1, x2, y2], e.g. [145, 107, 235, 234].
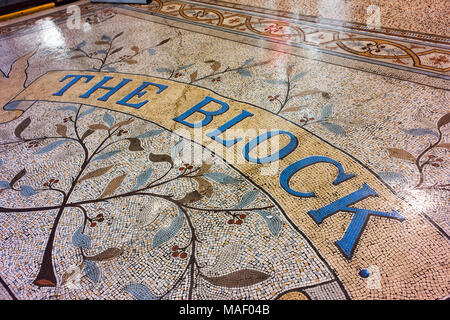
[0, 0, 449, 300]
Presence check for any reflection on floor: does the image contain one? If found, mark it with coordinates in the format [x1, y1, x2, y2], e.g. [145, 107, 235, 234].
[0, 0, 448, 300]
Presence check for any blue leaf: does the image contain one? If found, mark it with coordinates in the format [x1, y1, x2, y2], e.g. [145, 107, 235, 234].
[124, 283, 157, 300]
[20, 185, 37, 197]
[103, 113, 115, 127]
[156, 68, 172, 73]
[3, 101, 21, 110]
[402, 128, 439, 138]
[377, 171, 408, 185]
[152, 209, 185, 248]
[241, 58, 254, 67]
[84, 260, 100, 283]
[103, 67, 116, 72]
[320, 105, 333, 120]
[176, 63, 194, 71]
[237, 68, 252, 77]
[101, 35, 111, 42]
[254, 210, 282, 236]
[132, 167, 153, 191]
[136, 129, 163, 138]
[203, 172, 242, 184]
[171, 139, 185, 159]
[291, 71, 308, 82]
[76, 41, 86, 49]
[36, 139, 70, 154]
[79, 107, 96, 119]
[233, 190, 259, 209]
[97, 49, 108, 55]
[148, 48, 156, 55]
[266, 79, 288, 85]
[58, 105, 79, 113]
[72, 227, 91, 249]
[320, 122, 346, 136]
[93, 150, 121, 161]
[0, 159, 2, 166]
[0, 180, 10, 188]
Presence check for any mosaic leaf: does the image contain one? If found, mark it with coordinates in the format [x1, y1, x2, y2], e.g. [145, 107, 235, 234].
[101, 35, 111, 42]
[237, 68, 252, 77]
[14, 117, 30, 138]
[233, 190, 259, 209]
[202, 269, 270, 288]
[113, 32, 124, 40]
[320, 122, 346, 136]
[84, 260, 100, 283]
[402, 128, 439, 138]
[179, 190, 203, 204]
[72, 227, 91, 249]
[132, 167, 153, 191]
[193, 177, 213, 198]
[76, 41, 86, 49]
[112, 118, 134, 129]
[266, 79, 288, 85]
[211, 61, 221, 71]
[88, 123, 109, 130]
[20, 185, 37, 197]
[136, 129, 163, 138]
[10, 168, 26, 188]
[100, 173, 127, 198]
[203, 172, 242, 184]
[97, 49, 108, 55]
[152, 209, 185, 248]
[320, 105, 333, 120]
[110, 47, 123, 55]
[171, 139, 185, 159]
[387, 148, 415, 162]
[377, 171, 408, 185]
[155, 38, 170, 47]
[197, 162, 212, 175]
[190, 70, 198, 82]
[241, 58, 255, 67]
[78, 107, 96, 119]
[35, 139, 70, 154]
[127, 138, 144, 151]
[103, 113, 115, 127]
[149, 153, 173, 166]
[79, 165, 114, 181]
[436, 143, 450, 150]
[0, 181, 10, 188]
[437, 113, 450, 129]
[131, 46, 139, 54]
[58, 105, 78, 113]
[85, 247, 124, 261]
[93, 150, 121, 161]
[56, 124, 67, 137]
[207, 242, 241, 273]
[156, 67, 172, 73]
[124, 283, 157, 300]
[81, 129, 95, 141]
[126, 60, 138, 65]
[291, 71, 308, 82]
[176, 63, 194, 71]
[148, 48, 156, 55]
[254, 210, 282, 236]
[95, 40, 109, 45]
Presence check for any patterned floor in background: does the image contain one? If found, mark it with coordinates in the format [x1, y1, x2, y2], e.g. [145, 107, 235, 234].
[0, 0, 448, 300]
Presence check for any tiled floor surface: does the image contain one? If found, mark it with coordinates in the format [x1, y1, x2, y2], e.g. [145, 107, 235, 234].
[0, 0, 448, 300]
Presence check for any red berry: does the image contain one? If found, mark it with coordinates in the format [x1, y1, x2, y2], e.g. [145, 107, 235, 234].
[97, 213, 103, 218]
[172, 251, 179, 257]
[179, 167, 185, 171]
[172, 245, 179, 251]
[187, 165, 193, 169]
[43, 182, 49, 187]
[90, 222, 97, 227]
[236, 219, 243, 225]
[309, 118, 315, 120]
[428, 155, 436, 159]
[436, 158, 443, 162]
[180, 252, 187, 259]
[431, 163, 440, 167]
[227, 219, 234, 224]
[239, 214, 246, 219]
[98, 218, 104, 222]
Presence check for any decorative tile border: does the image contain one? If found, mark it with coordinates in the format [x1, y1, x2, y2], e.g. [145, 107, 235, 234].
[126, 0, 450, 79]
